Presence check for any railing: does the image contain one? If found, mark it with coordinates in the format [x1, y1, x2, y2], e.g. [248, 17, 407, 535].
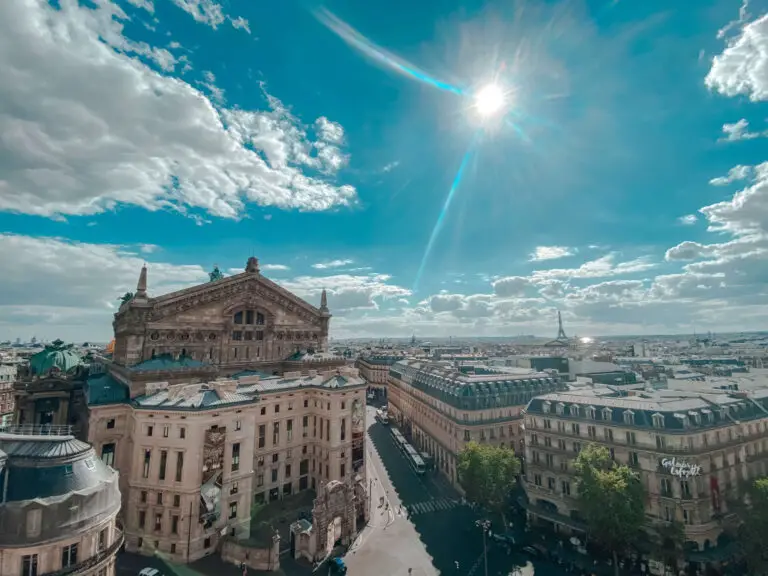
[41, 529, 124, 576]
[0, 424, 73, 436]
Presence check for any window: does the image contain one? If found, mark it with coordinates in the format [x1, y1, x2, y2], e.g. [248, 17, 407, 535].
[21, 554, 38, 576]
[143, 449, 151, 478]
[287, 419, 293, 442]
[179, 427, 186, 439]
[61, 544, 78, 568]
[138, 537, 143, 548]
[272, 453, 279, 463]
[656, 435, 666, 450]
[604, 428, 613, 442]
[175, 452, 184, 482]
[257, 474, 264, 487]
[101, 443, 115, 467]
[231, 481, 239, 494]
[98, 529, 106, 550]
[545, 454, 554, 467]
[543, 419, 552, 429]
[652, 413, 665, 428]
[163, 425, 170, 438]
[106, 419, 115, 429]
[534, 474, 542, 486]
[275, 404, 280, 414]
[173, 494, 181, 507]
[340, 418, 346, 441]
[154, 513, 162, 531]
[234, 311, 243, 324]
[229, 502, 238, 519]
[273, 422, 280, 445]
[170, 515, 179, 534]
[261, 407, 266, 415]
[571, 423, 580, 436]
[171, 544, 176, 554]
[138, 510, 146, 528]
[286, 464, 292, 477]
[626, 431, 636, 445]
[680, 480, 691, 497]
[232, 331, 243, 341]
[26, 509, 42, 539]
[258, 425, 266, 448]
[159, 450, 168, 481]
[623, 410, 635, 426]
[341, 401, 346, 410]
[683, 509, 692, 525]
[587, 425, 596, 439]
[547, 477, 556, 490]
[304, 399, 309, 408]
[661, 477, 672, 496]
[246, 310, 254, 324]
[629, 452, 639, 466]
[147, 425, 153, 437]
[664, 506, 673, 522]
[231, 443, 240, 472]
[235, 420, 242, 431]
[271, 468, 278, 482]
[532, 451, 540, 464]
[464, 430, 470, 441]
[288, 401, 294, 411]
[156, 492, 163, 505]
[561, 481, 571, 496]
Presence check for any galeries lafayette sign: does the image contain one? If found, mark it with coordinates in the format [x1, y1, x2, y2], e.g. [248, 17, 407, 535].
[661, 457, 702, 478]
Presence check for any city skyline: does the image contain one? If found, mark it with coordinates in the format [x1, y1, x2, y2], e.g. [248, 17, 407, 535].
[1, 0, 767, 342]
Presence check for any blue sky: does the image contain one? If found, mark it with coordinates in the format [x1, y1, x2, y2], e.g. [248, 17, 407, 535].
[1, 0, 768, 342]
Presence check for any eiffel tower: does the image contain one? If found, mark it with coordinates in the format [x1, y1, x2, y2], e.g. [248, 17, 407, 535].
[545, 311, 570, 347]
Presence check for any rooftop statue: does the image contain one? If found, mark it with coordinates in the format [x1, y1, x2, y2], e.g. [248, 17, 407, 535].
[118, 291, 134, 306]
[209, 266, 224, 282]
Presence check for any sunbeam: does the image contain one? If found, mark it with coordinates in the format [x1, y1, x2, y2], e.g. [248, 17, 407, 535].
[314, 8, 465, 96]
[413, 134, 480, 293]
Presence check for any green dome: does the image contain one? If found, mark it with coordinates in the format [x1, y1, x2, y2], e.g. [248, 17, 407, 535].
[29, 339, 83, 376]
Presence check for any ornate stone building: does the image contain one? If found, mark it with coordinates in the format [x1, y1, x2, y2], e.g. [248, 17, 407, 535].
[112, 257, 333, 373]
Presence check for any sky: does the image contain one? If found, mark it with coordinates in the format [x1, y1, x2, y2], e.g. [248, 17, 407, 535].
[1, 0, 768, 343]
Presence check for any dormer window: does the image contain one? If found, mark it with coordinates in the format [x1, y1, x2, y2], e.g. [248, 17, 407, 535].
[675, 413, 688, 428]
[542, 401, 552, 413]
[586, 405, 596, 420]
[701, 409, 712, 423]
[556, 403, 565, 416]
[623, 410, 635, 426]
[602, 407, 612, 421]
[652, 413, 665, 428]
[689, 411, 701, 426]
[720, 406, 729, 420]
[571, 404, 581, 418]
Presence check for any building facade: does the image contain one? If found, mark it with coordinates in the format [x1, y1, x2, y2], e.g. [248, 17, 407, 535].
[0, 364, 17, 427]
[522, 387, 768, 565]
[387, 359, 563, 486]
[0, 426, 122, 576]
[355, 355, 404, 400]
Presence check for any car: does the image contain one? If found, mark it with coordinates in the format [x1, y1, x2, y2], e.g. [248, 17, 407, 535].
[139, 569, 163, 576]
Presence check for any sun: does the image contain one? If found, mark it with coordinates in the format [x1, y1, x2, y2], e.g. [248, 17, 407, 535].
[474, 84, 505, 118]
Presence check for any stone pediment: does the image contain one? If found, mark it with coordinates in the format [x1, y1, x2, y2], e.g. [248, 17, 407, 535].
[146, 273, 324, 325]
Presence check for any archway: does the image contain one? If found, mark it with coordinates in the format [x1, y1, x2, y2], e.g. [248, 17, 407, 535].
[326, 516, 342, 556]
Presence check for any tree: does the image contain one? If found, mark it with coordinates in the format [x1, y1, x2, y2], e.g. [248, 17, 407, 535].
[736, 477, 768, 575]
[574, 444, 646, 576]
[457, 442, 520, 526]
[651, 520, 685, 574]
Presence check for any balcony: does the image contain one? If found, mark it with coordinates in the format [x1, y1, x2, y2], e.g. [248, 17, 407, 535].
[41, 529, 124, 576]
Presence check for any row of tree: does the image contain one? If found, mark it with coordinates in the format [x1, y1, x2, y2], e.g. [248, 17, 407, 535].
[457, 441, 768, 576]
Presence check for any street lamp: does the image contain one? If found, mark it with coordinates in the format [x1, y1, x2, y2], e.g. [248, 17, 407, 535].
[475, 519, 491, 576]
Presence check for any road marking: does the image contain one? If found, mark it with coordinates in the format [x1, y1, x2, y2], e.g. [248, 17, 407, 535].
[406, 498, 465, 517]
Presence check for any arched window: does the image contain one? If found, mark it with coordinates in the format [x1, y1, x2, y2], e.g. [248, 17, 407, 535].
[234, 311, 243, 324]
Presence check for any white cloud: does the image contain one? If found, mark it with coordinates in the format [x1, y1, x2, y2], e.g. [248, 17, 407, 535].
[678, 214, 698, 225]
[529, 246, 574, 261]
[709, 164, 754, 186]
[719, 118, 766, 141]
[0, 0, 356, 220]
[530, 253, 656, 282]
[312, 259, 354, 270]
[168, 0, 225, 29]
[315, 117, 345, 144]
[381, 161, 400, 173]
[706, 13, 768, 102]
[125, 0, 154, 13]
[229, 16, 251, 34]
[261, 264, 290, 271]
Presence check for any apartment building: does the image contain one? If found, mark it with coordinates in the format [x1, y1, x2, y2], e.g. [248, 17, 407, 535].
[0, 425, 122, 576]
[522, 385, 768, 567]
[388, 359, 564, 486]
[87, 367, 367, 563]
[0, 364, 16, 427]
[356, 354, 405, 400]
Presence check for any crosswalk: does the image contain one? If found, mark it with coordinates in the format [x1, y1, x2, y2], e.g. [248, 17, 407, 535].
[405, 498, 464, 516]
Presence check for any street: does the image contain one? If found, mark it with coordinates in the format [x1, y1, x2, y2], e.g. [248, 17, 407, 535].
[346, 406, 542, 576]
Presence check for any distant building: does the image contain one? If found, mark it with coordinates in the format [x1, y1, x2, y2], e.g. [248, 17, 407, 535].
[522, 385, 768, 571]
[356, 354, 405, 400]
[0, 365, 16, 427]
[0, 426, 122, 576]
[388, 359, 564, 487]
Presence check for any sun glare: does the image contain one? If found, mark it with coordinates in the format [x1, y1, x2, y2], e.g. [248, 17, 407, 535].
[474, 84, 505, 118]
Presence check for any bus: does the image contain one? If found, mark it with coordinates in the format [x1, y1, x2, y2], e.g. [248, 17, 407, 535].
[391, 428, 425, 475]
[375, 409, 389, 425]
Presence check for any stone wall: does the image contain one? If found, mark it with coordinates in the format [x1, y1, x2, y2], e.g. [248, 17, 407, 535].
[220, 537, 281, 572]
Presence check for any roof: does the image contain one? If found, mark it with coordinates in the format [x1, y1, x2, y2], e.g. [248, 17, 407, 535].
[29, 340, 82, 376]
[86, 373, 130, 405]
[134, 385, 256, 410]
[130, 354, 209, 372]
[0, 433, 116, 502]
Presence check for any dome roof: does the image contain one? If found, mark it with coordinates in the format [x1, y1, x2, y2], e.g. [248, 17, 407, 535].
[29, 339, 83, 376]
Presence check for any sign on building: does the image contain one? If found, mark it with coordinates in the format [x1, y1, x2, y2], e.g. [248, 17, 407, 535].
[660, 457, 702, 478]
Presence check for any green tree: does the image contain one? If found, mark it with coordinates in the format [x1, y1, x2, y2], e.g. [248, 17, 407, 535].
[737, 477, 768, 575]
[457, 442, 520, 526]
[574, 444, 646, 576]
[652, 520, 685, 573]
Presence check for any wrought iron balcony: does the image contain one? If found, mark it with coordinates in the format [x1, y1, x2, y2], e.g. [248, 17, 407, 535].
[0, 424, 73, 436]
[41, 529, 124, 576]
